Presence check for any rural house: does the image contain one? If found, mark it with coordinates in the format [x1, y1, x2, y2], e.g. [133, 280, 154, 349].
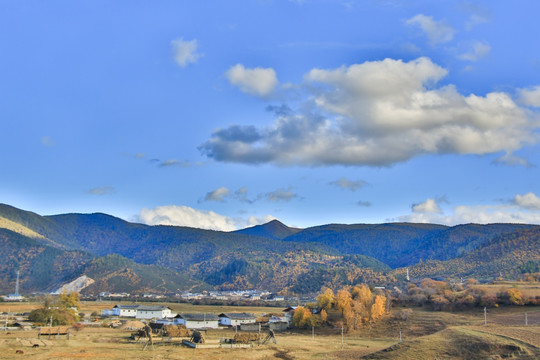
[104, 304, 139, 318]
[175, 313, 220, 329]
[135, 305, 175, 320]
[218, 312, 257, 327]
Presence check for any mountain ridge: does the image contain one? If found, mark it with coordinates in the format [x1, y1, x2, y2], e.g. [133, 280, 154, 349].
[0, 203, 538, 295]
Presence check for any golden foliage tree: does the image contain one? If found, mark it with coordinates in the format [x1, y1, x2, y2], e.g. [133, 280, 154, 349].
[292, 306, 313, 328]
[335, 289, 352, 314]
[370, 295, 386, 321]
[316, 288, 335, 310]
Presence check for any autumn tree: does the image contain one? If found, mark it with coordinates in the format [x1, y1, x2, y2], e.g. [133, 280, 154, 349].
[317, 288, 335, 310]
[370, 295, 386, 320]
[320, 309, 328, 323]
[29, 292, 81, 326]
[335, 289, 352, 314]
[292, 306, 313, 328]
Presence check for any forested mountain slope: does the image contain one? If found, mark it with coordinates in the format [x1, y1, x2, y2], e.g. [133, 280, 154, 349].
[0, 203, 538, 294]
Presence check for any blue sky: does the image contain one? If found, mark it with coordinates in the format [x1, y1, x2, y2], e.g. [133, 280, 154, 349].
[1, 0, 540, 230]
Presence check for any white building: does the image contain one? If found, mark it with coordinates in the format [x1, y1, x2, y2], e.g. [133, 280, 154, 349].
[136, 306, 175, 320]
[103, 304, 139, 317]
[218, 313, 257, 327]
[175, 313, 220, 329]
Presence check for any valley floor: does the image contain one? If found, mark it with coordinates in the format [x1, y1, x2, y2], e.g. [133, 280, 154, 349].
[0, 303, 539, 359]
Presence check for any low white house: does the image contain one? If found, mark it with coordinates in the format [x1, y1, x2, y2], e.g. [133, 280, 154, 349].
[104, 304, 139, 317]
[175, 313, 220, 329]
[218, 313, 257, 327]
[136, 305, 175, 320]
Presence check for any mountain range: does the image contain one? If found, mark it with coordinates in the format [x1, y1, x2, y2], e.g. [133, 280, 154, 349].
[0, 203, 538, 295]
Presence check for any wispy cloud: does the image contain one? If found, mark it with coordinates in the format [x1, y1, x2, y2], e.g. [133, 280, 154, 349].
[204, 187, 230, 202]
[406, 14, 455, 45]
[87, 186, 115, 196]
[265, 188, 299, 202]
[329, 177, 368, 191]
[458, 41, 491, 62]
[171, 38, 202, 67]
[159, 159, 191, 168]
[357, 200, 372, 207]
[41, 136, 55, 147]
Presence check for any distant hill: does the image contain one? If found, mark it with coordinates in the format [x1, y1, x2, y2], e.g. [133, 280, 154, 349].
[234, 219, 302, 240]
[0, 203, 538, 294]
[403, 227, 540, 281]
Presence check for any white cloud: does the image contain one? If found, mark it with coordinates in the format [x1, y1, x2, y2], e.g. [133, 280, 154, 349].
[517, 86, 540, 107]
[398, 194, 540, 225]
[171, 38, 201, 67]
[412, 198, 442, 214]
[225, 64, 278, 97]
[406, 14, 455, 44]
[138, 205, 275, 231]
[204, 187, 230, 202]
[513, 192, 540, 210]
[458, 41, 491, 62]
[201, 57, 539, 167]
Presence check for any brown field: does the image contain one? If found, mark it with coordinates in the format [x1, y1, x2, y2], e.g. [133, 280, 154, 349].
[1, 302, 539, 359]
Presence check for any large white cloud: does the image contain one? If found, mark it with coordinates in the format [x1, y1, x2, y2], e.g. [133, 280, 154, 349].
[406, 14, 455, 44]
[201, 57, 539, 167]
[225, 64, 278, 97]
[138, 205, 275, 231]
[171, 38, 201, 67]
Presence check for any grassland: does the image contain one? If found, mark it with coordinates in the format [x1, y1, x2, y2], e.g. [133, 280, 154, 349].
[1, 301, 539, 359]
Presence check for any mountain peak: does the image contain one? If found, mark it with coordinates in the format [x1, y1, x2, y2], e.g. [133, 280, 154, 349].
[235, 219, 302, 240]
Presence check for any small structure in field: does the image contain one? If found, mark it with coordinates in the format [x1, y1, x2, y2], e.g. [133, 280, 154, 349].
[12, 322, 33, 331]
[38, 327, 70, 339]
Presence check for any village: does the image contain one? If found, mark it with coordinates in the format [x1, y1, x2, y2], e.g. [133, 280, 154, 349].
[101, 303, 292, 332]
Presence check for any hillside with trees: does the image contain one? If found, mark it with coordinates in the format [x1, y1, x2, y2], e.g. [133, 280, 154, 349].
[0, 203, 539, 295]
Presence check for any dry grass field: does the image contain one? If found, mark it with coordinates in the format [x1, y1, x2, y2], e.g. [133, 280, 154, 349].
[1, 301, 539, 359]
[472, 282, 540, 298]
